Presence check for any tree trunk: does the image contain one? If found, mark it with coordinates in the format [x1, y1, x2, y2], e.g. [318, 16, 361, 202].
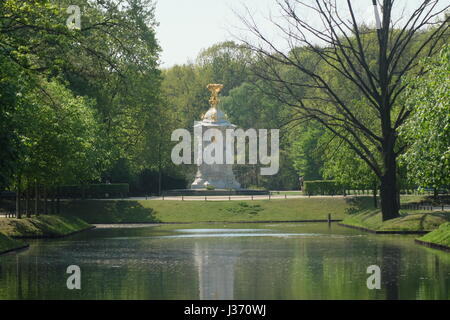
[57, 186, 60, 214]
[51, 190, 55, 214]
[25, 187, 30, 218]
[378, 4, 399, 222]
[158, 168, 162, 196]
[380, 152, 400, 221]
[16, 176, 21, 219]
[373, 184, 378, 209]
[43, 186, 47, 215]
[158, 141, 162, 196]
[35, 180, 39, 216]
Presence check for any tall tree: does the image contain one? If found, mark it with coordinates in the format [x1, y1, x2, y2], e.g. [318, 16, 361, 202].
[0, 0, 162, 186]
[238, 0, 449, 220]
[399, 45, 450, 195]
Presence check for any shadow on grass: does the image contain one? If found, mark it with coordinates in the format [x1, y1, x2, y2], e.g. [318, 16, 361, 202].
[7, 220, 34, 236]
[429, 211, 450, 220]
[61, 200, 160, 224]
[344, 196, 377, 216]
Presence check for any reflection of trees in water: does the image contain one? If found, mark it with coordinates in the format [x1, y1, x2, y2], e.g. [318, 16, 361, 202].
[1, 230, 450, 300]
[380, 243, 401, 300]
[16, 255, 23, 299]
[1, 239, 200, 299]
[379, 241, 450, 300]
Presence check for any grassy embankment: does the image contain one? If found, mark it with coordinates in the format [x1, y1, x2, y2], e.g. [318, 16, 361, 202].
[2, 195, 448, 252]
[0, 215, 94, 255]
[58, 195, 446, 226]
[0, 215, 93, 238]
[0, 233, 28, 255]
[340, 211, 450, 233]
[340, 195, 450, 233]
[339, 195, 450, 250]
[57, 197, 360, 223]
[416, 222, 450, 250]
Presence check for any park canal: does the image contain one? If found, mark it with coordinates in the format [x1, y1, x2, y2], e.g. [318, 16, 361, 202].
[0, 223, 449, 299]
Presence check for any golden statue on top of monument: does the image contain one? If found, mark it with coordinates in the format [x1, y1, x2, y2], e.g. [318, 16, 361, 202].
[207, 83, 223, 108]
[202, 84, 225, 122]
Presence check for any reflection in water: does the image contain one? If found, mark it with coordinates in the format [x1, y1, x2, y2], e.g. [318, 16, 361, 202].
[0, 223, 449, 300]
[381, 244, 401, 300]
[194, 242, 238, 300]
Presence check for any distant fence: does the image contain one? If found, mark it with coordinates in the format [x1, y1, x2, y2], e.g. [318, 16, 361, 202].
[402, 203, 450, 211]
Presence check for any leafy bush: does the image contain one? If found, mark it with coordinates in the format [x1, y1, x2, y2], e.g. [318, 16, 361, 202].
[206, 185, 215, 190]
[303, 180, 344, 195]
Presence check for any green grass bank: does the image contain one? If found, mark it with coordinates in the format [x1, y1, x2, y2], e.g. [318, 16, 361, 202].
[416, 223, 450, 251]
[0, 232, 28, 255]
[0, 215, 93, 238]
[340, 210, 450, 233]
[56, 197, 367, 224]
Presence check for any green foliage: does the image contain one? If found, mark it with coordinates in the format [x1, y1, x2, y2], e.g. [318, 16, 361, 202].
[320, 130, 378, 189]
[196, 41, 252, 96]
[303, 180, 344, 196]
[59, 184, 129, 199]
[205, 185, 215, 190]
[0, 56, 24, 188]
[290, 125, 324, 180]
[14, 77, 104, 189]
[399, 45, 450, 190]
[0, 0, 165, 200]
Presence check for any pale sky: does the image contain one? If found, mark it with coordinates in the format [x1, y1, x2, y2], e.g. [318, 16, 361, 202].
[154, 0, 447, 67]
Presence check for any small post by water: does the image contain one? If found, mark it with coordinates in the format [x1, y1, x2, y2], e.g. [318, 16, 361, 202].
[251, 195, 253, 200]
[205, 196, 207, 201]
[285, 194, 287, 199]
[269, 193, 271, 200]
[328, 213, 331, 224]
[162, 194, 164, 200]
[182, 195, 184, 201]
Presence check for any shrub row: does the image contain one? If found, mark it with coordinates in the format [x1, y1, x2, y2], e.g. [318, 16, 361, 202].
[59, 184, 129, 199]
[303, 180, 345, 195]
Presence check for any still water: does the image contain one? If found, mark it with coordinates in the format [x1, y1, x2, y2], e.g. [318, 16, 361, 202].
[0, 223, 449, 299]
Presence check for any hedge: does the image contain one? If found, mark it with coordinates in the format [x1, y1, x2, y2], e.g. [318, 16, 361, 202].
[59, 184, 129, 199]
[303, 180, 345, 196]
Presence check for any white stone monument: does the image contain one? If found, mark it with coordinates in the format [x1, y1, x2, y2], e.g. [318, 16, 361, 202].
[191, 84, 241, 190]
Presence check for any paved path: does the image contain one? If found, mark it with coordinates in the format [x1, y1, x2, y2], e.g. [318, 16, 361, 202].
[98, 194, 345, 201]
